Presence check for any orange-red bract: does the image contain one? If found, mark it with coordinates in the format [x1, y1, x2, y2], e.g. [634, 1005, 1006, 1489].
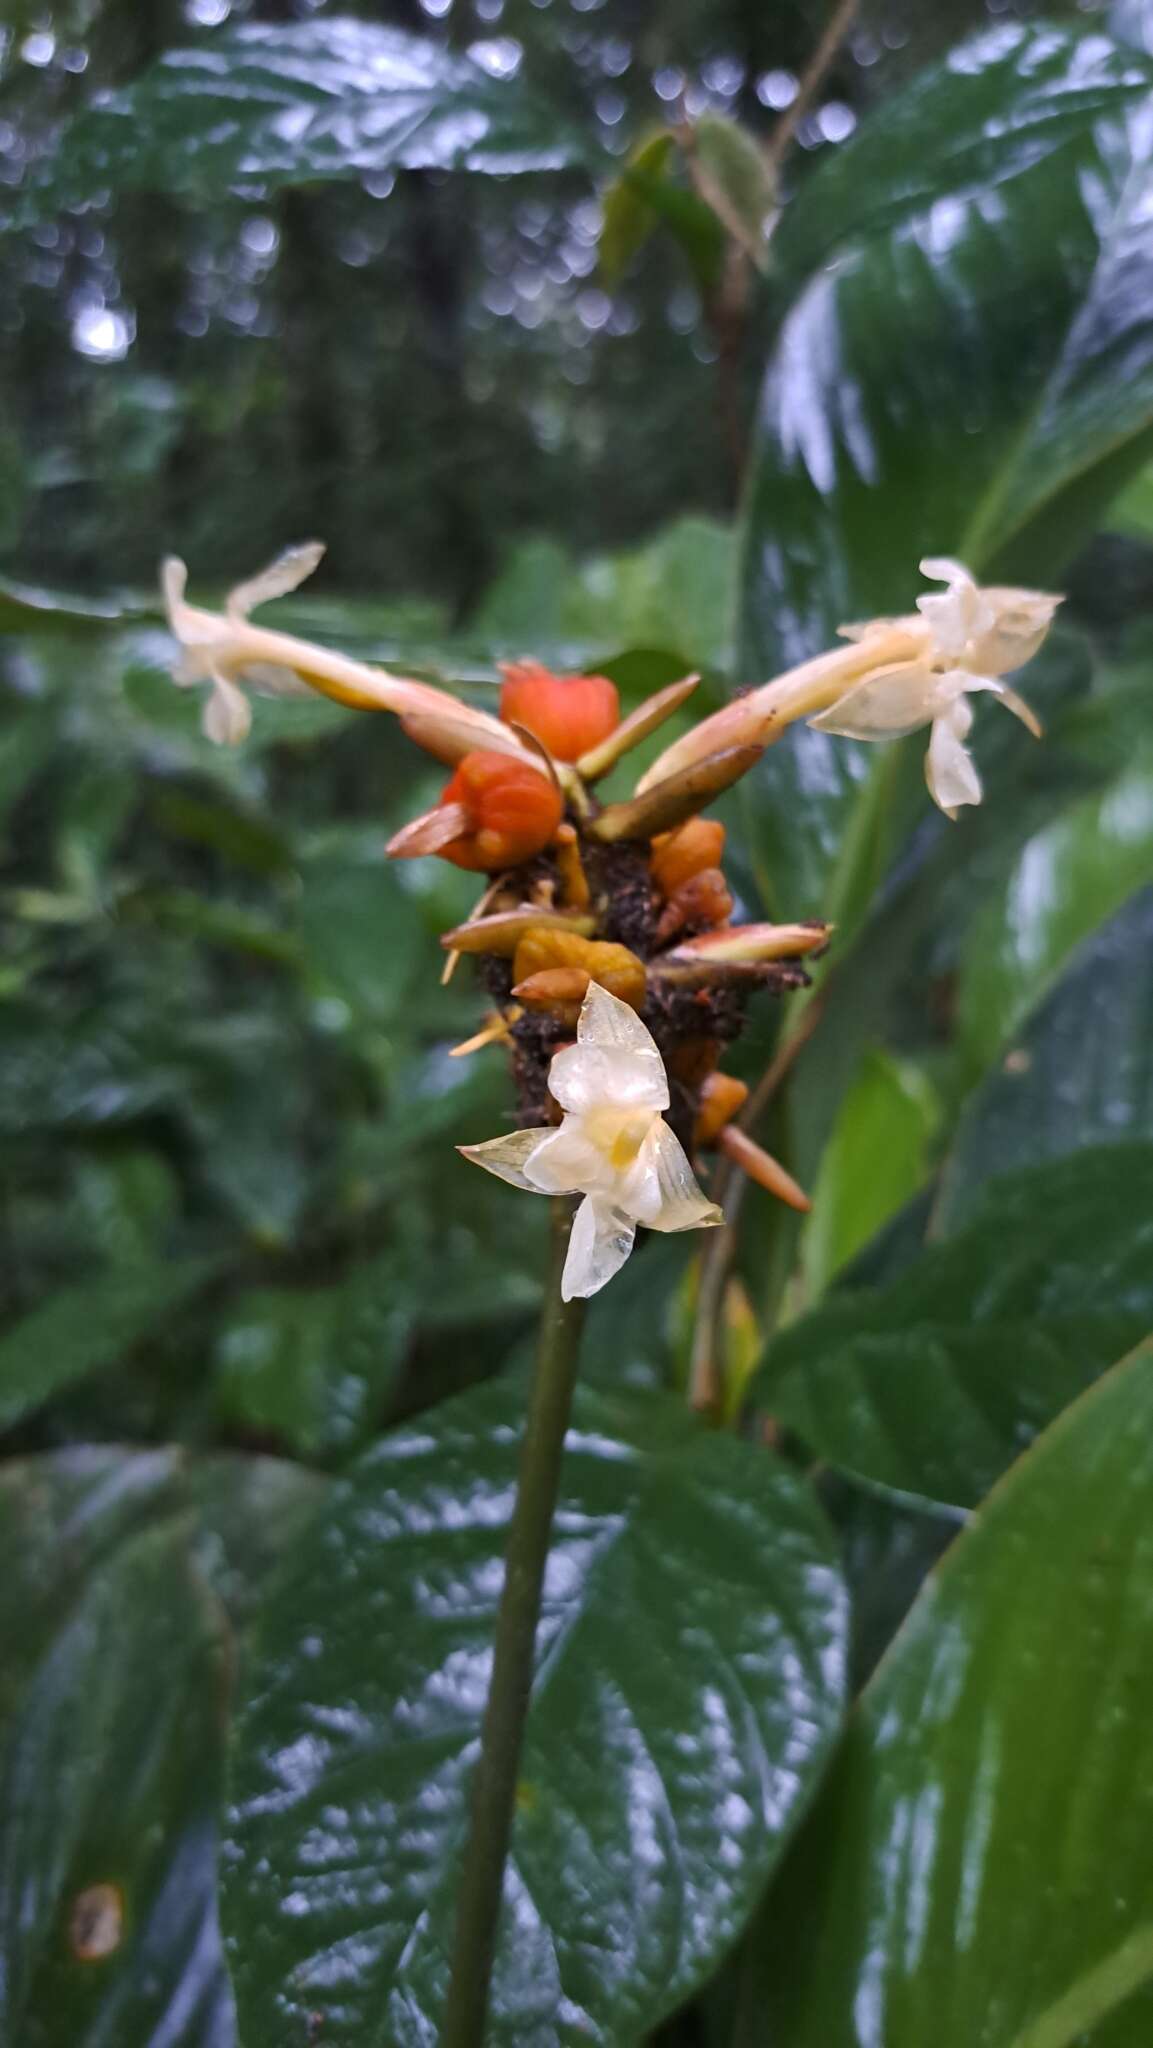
[499, 659, 619, 762]
[438, 750, 564, 871]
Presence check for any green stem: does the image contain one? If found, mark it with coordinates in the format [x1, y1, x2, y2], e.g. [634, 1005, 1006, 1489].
[441, 1198, 586, 2048]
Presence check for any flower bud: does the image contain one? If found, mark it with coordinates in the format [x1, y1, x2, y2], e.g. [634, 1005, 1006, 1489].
[513, 929, 646, 1010]
[433, 750, 564, 871]
[694, 1072, 750, 1147]
[499, 659, 620, 763]
[655, 869, 733, 945]
[650, 818, 727, 897]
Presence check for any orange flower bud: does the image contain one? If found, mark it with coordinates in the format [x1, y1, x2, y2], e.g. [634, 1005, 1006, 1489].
[436, 750, 564, 871]
[512, 929, 647, 1010]
[694, 1072, 750, 1147]
[650, 818, 727, 897]
[655, 868, 734, 945]
[499, 659, 620, 763]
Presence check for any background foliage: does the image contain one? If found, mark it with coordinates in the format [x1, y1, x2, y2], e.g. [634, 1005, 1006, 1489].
[4, 1, 1153, 2044]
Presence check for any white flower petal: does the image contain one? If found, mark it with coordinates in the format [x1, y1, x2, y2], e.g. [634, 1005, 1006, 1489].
[917, 559, 995, 660]
[457, 1127, 555, 1192]
[926, 701, 981, 818]
[161, 555, 188, 628]
[561, 1195, 636, 1300]
[548, 1042, 669, 1116]
[808, 661, 942, 742]
[919, 555, 972, 587]
[992, 680, 1043, 738]
[623, 1120, 724, 1232]
[969, 588, 1060, 676]
[226, 541, 326, 620]
[203, 671, 253, 746]
[577, 980, 660, 1059]
[522, 1121, 609, 1195]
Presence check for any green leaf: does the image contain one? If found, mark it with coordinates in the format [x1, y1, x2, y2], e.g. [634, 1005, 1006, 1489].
[691, 114, 773, 266]
[737, 21, 1153, 911]
[222, 1378, 847, 2046]
[801, 1049, 940, 1299]
[761, 1145, 1153, 1508]
[28, 20, 590, 214]
[0, 1447, 321, 2048]
[599, 128, 678, 284]
[746, 1339, 1153, 2048]
[214, 1257, 416, 1457]
[0, 1259, 215, 1435]
[956, 752, 1153, 1078]
[296, 839, 425, 1028]
[942, 886, 1153, 1228]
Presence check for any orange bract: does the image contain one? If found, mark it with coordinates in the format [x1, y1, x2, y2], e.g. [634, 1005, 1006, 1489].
[650, 818, 726, 897]
[438, 750, 564, 871]
[499, 659, 620, 762]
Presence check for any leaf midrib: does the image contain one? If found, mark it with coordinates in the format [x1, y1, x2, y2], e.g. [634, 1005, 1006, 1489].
[1008, 1923, 1153, 2048]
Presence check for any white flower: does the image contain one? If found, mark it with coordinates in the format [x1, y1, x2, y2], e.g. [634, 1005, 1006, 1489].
[809, 557, 1060, 818]
[459, 980, 722, 1301]
[162, 544, 327, 745]
[162, 546, 532, 758]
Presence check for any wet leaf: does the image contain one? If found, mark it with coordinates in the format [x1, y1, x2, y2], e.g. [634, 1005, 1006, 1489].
[0, 1259, 215, 1435]
[942, 886, 1153, 1227]
[27, 20, 591, 214]
[738, 21, 1153, 912]
[222, 1378, 847, 2046]
[747, 1339, 1153, 2047]
[760, 1144, 1153, 1508]
[0, 1448, 321, 2048]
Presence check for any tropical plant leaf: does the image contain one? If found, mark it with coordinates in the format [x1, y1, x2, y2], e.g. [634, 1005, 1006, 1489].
[26, 19, 590, 214]
[222, 1378, 847, 2046]
[0, 1259, 216, 1435]
[0, 1448, 321, 2048]
[941, 885, 1153, 1227]
[745, 1339, 1153, 2048]
[737, 21, 1153, 913]
[759, 1144, 1153, 1508]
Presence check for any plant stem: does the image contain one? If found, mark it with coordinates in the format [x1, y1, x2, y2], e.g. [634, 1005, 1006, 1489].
[763, 0, 859, 187]
[441, 1197, 586, 2048]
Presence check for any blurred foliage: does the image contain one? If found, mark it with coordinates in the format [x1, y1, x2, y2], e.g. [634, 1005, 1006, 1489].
[4, 1, 1153, 2044]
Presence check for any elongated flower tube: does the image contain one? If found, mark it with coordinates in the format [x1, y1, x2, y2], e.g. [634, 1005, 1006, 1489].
[636, 557, 1060, 808]
[460, 981, 722, 1299]
[163, 546, 530, 758]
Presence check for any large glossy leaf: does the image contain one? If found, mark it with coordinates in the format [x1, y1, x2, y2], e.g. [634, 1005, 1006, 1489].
[759, 1145, 1153, 1508]
[744, 1338, 1153, 2048]
[941, 886, 1153, 1226]
[957, 743, 1153, 1075]
[737, 21, 1153, 911]
[0, 1258, 215, 1434]
[27, 19, 588, 214]
[0, 1449, 321, 2048]
[222, 1378, 847, 2047]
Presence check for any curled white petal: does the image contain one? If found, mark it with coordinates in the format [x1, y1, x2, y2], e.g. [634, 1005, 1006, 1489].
[808, 661, 944, 742]
[457, 1127, 555, 1192]
[226, 541, 325, 620]
[561, 1196, 636, 1300]
[917, 558, 996, 660]
[202, 670, 253, 746]
[623, 1120, 724, 1233]
[992, 679, 1043, 738]
[926, 699, 981, 818]
[970, 588, 1061, 676]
